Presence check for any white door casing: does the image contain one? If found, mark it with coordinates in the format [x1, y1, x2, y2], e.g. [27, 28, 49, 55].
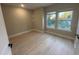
[0, 4, 12, 55]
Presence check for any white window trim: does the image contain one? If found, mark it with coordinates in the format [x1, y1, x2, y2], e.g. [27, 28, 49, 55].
[46, 10, 73, 32]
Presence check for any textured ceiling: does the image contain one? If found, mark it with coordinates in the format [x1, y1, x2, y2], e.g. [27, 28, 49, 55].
[3, 3, 53, 9]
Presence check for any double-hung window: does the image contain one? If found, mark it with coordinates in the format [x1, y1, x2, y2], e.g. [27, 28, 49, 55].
[46, 12, 56, 29]
[46, 11, 73, 32]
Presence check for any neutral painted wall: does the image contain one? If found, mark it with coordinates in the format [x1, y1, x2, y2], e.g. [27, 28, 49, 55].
[0, 4, 11, 54]
[1, 4, 32, 36]
[33, 4, 79, 39]
[32, 8, 44, 31]
[1, 4, 79, 40]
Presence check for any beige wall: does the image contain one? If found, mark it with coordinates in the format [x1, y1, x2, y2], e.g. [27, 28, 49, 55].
[1, 4, 79, 40]
[33, 4, 79, 39]
[1, 4, 32, 36]
[32, 8, 44, 31]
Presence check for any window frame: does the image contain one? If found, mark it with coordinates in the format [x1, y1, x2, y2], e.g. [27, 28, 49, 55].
[46, 11, 57, 29]
[56, 10, 73, 32]
[46, 10, 73, 32]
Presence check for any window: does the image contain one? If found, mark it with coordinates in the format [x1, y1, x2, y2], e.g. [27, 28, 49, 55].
[57, 11, 73, 31]
[46, 11, 73, 32]
[46, 12, 56, 29]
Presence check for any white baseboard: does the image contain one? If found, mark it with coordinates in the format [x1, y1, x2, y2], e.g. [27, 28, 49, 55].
[31, 29, 75, 40]
[9, 30, 32, 38]
[31, 29, 44, 33]
[46, 31, 75, 40]
[9, 29, 75, 40]
[9, 29, 44, 38]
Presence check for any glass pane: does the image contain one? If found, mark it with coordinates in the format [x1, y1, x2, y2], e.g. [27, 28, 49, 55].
[57, 11, 73, 31]
[46, 12, 56, 29]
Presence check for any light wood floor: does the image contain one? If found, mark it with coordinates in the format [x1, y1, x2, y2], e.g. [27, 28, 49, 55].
[10, 31, 74, 55]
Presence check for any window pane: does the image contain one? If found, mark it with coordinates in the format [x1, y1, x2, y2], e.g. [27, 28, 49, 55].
[46, 12, 56, 29]
[57, 11, 73, 31]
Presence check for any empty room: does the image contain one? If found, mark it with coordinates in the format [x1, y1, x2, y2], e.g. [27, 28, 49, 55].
[0, 3, 79, 55]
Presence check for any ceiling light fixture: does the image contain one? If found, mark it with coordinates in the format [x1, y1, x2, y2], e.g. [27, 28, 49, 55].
[21, 4, 24, 7]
